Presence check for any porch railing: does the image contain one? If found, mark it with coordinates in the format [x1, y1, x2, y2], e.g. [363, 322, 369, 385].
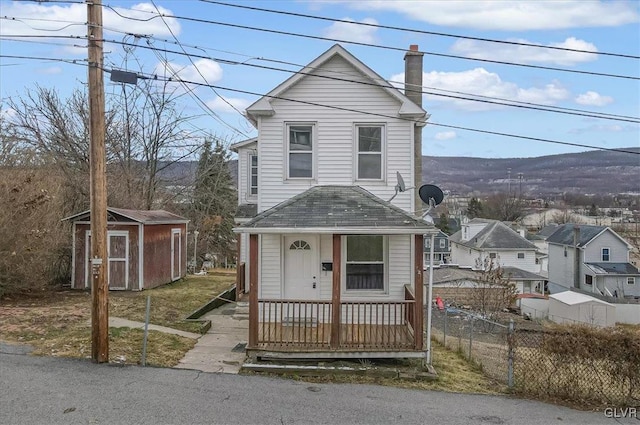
[256, 296, 417, 350]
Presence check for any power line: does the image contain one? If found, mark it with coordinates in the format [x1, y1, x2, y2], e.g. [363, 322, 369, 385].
[200, 0, 640, 60]
[102, 38, 640, 124]
[149, 0, 249, 133]
[101, 4, 640, 81]
[126, 68, 640, 156]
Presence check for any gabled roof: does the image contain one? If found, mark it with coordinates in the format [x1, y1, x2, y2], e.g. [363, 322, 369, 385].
[230, 137, 257, 152]
[246, 44, 427, 120]
[585, 262, 640, 276]
[236, 185, 435, 234]
[450, 218, 537, 250]
[63, 207, 189, 224]
[546, 223, 628, 248]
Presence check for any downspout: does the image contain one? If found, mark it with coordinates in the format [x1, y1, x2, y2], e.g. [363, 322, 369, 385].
[573, 226, 581, 289]
[404, 45, 424, 214]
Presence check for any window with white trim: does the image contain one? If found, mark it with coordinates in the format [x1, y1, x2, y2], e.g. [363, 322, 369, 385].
[355, 125, 383, 180]
[628, 277, 636, 285]
[346, 235, 385, 291]
[489, 253, 497, 259]
[439, 239, 446, 249]
[287, 124, 314, 179]
[517, 252, 525, 259]
[585, 275, 593, 285]
[249, 154, 258, 196]
[601, 247, 610, 262]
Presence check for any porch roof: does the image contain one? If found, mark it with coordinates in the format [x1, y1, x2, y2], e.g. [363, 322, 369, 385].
[235, 185, 435, 234]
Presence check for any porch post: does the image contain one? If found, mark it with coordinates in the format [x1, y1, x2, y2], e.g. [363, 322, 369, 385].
[249, 234, 258, 348]
[414, 234, 424, 350]
[331, 234, 341, 349]
[235, 233, 242, 301]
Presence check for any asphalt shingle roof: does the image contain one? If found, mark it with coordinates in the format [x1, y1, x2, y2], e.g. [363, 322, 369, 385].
[64, 207, 188, 224]
[450, 218, 537, 250]
[239, 185, 433, 231]
[585, 262, 640, 275]
[546, 224, 607, 246]
[235, 204, 258, 219]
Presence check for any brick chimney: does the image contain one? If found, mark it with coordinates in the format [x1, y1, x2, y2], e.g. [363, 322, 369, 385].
[404, 45, 424, 213]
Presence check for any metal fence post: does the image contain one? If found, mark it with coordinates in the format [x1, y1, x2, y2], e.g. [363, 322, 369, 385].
[508, 319, 514, 389]
[443, 308, 447, 347]
[141, 295, 151, 366]
[469, 316, 474, 360]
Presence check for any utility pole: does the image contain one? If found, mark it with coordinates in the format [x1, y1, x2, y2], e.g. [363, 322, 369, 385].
[87, 0, 109, 363]
[507, 168, 511, 196]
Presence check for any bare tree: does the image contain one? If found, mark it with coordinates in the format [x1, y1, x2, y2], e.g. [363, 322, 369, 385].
[481, 193, 525, 222]
[470, 258, 518, 320]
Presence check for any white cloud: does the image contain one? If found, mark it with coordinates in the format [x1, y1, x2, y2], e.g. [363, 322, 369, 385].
[323, 17, 378, 43]
[451, 37, 598, 66]
[575, 91, 614, 106]
[206, 96, 252, 113]
[337, 1, 638, 30]
[569, 124, 630, 134]
[434, 131, 457, 141]
[390, 68, 570, 111]
[154, 59, 223, 85]
[37, 67, 63, 75]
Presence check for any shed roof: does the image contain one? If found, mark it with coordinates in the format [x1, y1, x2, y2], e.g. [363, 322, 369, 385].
[63, 207, 189, 224]
[236, 185, 435, 234]
[450, 218, 536, 250]
[549, 291, 613, 306]
[584, 262, 640, 276]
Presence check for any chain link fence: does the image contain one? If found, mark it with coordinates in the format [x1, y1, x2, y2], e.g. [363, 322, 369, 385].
[431, 305, 640, 407]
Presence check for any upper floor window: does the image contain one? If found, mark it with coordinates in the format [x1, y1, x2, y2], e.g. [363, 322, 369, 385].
[355, 125, 384, 180]
[585, 275, 593, 285]
[517, 253, 525, 259]
[287, 124, 314, 179]
[489, 253, 497, 259]
[439, 239, 446, 249]
[601, 248, 610, 262]
[628, 277, 636, 285]
[249, 154, 258, 196]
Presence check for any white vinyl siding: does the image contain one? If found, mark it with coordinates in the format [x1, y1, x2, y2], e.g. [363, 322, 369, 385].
[235, 143, 257, 205]
[583, 230, 629, 263]
[259, 234, 281, 299]
[256, 55, 414, 213]
[249, 154, 258, 196]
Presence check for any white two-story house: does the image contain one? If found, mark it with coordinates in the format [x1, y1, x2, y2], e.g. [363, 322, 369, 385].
[547, 224, 640, 298]
[232, 44, 437, 360]
[448, 218, 545, 294]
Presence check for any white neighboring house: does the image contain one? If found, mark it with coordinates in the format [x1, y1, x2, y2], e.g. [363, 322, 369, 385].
[448, 218, 545, 294]
[546, 223, 640, 299]
[232, 44, 437, 360]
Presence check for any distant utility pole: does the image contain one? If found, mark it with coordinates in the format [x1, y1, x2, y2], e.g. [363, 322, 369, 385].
[518, 172, 524, 198]
[87, 0, 109, 363]
[507, 168, 511, 196]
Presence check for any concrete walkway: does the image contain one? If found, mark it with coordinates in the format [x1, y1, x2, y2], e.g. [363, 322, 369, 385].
[174, 301, 248, 374]
[109, 317, 201, 339]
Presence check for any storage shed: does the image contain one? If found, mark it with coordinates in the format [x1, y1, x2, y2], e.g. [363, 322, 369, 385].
[65, 208, 189, 290]
[548, 291, 616, 327]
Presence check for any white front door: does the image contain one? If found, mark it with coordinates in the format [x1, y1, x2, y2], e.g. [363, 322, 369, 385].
[284, 235, 318, 300]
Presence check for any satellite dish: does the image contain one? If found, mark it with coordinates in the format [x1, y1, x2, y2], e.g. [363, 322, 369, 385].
[388, 172, 413, 202]
[419, 184, 444, 206]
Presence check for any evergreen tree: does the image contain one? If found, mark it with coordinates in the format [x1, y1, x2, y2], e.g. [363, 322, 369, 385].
[436, 213, 451, 235]
[190, 139, 237, 268]
[467, 197, 483, 219]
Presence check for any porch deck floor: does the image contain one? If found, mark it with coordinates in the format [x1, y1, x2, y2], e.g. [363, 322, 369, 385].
[257, 323, 415, 351]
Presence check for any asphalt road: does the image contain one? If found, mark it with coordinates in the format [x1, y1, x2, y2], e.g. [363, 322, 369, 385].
[0, 353, 635, 425]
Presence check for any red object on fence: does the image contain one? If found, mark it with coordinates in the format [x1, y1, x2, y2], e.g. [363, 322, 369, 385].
[436, 296, 444, 311]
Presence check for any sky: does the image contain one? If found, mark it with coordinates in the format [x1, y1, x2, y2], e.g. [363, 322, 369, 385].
[0, 0, 639, 159]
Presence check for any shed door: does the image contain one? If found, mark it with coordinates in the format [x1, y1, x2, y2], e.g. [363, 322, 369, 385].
[108, 231, 129, 290]
[171, 229, 182, 281]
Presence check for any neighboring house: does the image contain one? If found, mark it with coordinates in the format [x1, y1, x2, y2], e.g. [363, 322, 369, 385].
[527, 224, 560, 276]
[424, 230, 451, 265]
[233, 44, 437, 360]
[65, 208, 189, 291]
[547, 224, 640, 299]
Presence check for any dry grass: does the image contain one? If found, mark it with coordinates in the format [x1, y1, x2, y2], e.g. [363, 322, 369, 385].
[0, 271, 233, 366]
[271, 340, 504, 395]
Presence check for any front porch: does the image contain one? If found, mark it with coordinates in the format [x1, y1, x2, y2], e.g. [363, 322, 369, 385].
[254, 286, 419, 357]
